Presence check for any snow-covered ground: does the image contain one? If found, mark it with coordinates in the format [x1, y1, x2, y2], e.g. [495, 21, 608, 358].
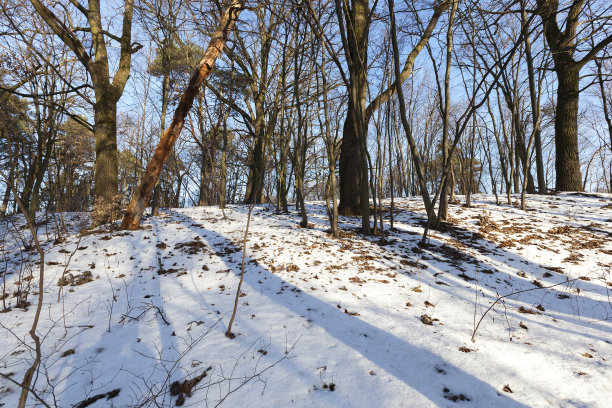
[1, 193, 611, 407]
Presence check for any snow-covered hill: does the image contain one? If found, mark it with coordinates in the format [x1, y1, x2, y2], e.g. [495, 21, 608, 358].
[1, 193, 611, 407]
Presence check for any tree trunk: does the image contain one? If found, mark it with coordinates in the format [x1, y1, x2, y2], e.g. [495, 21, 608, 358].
[278, 141, 289, 212]
[337, 0, 369, 223]
[534, 0, 612, 192]
[219, 118, 228, 209]
[93, 96, 119, 209]
[437, 1, 457, 222]
[244, 131, 266, 204]
[534, 128, 545, 193]
[151, 183, 161, 215]
[337, 0, 449, 215]
[152, 71, 171, 214]
[338, 115, 362, 215]
[0, 181, 10, 216]
[29, 128, 56, 215]
[515, 128, 536, 193]
[554, 66, 583, 191]
[121, 0, 245, 230]
[20, 164, 36, 216]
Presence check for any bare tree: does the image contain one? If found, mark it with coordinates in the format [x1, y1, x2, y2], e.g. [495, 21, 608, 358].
[29, 0, 141, 223]
[121, 0, 246, 230]
[535, 0, 612, 191]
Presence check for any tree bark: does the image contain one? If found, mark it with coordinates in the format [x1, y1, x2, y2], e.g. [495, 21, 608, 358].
[220, 117, 228, 209]
[338, 115, 362, 215]
[121, 0, 245, 230]
[93, 96, 119, 208]
[244, 127, 266, 204]
[337, 0, 370, 222]
[0, 181, 10, 216]
[437, 1, 457, 222]
[554, 66, 582, 191]
[152, 70, 171, 214]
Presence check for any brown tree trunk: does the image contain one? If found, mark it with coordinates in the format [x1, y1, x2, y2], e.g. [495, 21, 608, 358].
[338, 115, 362, 215]
[337, 0, 369, 224]
[338, 0, 450, 215]
[515, 126, 536, 193]
[29, 127, 56, 215]
[244, 130, 266, 204]
[244, 84, 267, 204]
[534, 128, 545, 192]
[30, 0, 139, 219]
[121, 0, 245, 230]
[534, 0, 612, 192]
[93, 96, 119, 208]
[220, 118, 228, 209]
[0, 181, 10, 216]
[437, 0, 457, 222]
[555, 66, 582, 191]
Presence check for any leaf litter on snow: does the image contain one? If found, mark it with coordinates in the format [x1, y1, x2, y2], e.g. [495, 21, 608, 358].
[0, 194, 611, 407]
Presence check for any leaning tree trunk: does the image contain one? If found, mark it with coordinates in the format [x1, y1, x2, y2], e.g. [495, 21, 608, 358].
[554, 66, 583, 191]
[120, 0, 246, 230]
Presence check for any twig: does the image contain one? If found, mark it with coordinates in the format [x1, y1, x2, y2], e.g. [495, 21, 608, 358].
[0, 373, 52, 408]
[213, 338, 299, 407]
[473, 268, 478, 337]
[119, 302, 170, 326]
[1, 135, 46, 408]
[57, 233, 83, 302]
[225, 204, 256, 338]
[471, 278, 579, 342]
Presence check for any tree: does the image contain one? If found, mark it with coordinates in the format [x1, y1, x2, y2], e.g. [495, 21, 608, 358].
[121, 0, 246, 230]
[48, 117, 95, 212]
[333, 0, 371, 232]
[535, 0, 612, 191]
[0, 83, 29, 216]
[29, 0, 141, 222]
[138, 0, 197, 213]
[337, 0, 451, 218]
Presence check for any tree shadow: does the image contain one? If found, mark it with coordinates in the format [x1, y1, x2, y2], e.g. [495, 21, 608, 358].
[31, 219, 184, 407]
[175, 210, 528, 407]
[377, 201, 612, 344]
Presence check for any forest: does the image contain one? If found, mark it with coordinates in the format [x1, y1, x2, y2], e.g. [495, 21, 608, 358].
[0, 0, 611, 407]
[0, 0, 610, 227]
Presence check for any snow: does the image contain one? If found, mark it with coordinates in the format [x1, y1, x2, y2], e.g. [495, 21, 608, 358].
[1, 193, 611, 407]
